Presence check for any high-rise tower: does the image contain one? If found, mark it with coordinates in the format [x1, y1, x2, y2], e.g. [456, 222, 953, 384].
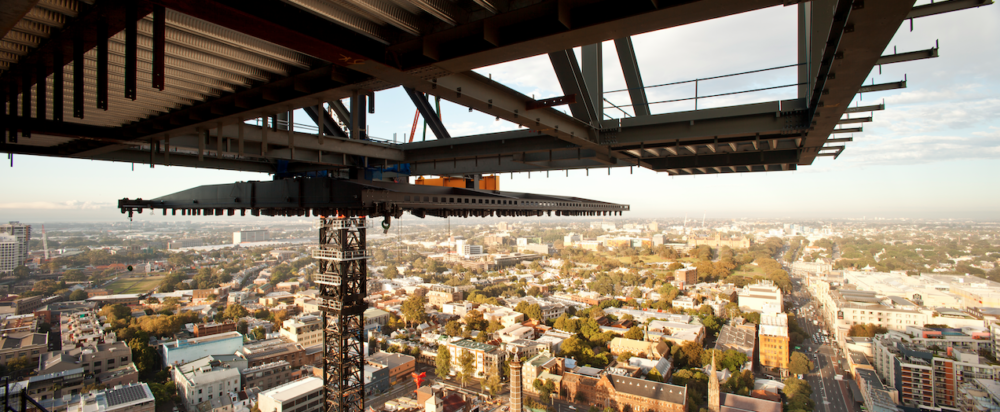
[0, 222, 30, 273]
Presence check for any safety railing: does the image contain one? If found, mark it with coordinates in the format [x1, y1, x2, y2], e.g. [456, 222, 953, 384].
[603, 62, 806, 117]
[312, 249, 371, 261]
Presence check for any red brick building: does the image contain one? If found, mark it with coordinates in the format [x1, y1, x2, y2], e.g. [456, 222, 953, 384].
[562, 370, 687, 412]
[193, 322, 238, 337]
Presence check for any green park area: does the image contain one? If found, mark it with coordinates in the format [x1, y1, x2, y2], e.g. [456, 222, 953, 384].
[105, 275, 165, 294]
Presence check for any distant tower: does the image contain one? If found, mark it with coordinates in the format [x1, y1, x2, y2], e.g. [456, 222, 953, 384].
[510, 359, 523, 412]
[708, 352, 720, 412]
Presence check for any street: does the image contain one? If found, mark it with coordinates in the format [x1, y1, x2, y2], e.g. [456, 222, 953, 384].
[791, 278, 861, 412]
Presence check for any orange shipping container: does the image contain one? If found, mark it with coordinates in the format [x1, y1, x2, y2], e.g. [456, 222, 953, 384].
[415, 175, 497, 190]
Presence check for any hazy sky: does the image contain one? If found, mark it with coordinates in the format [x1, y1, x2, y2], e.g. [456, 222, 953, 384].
[2, 3, 998, 223]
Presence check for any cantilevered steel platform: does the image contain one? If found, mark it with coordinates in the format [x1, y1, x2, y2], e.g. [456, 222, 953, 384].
[2, 0, 992, 176]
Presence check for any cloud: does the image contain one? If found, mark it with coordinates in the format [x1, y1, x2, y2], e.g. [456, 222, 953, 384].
[841, 128, 1000, 166]
[866, 97, 1000, 135]
[446, 120, 520, 137]
[0, 201, 114, 210]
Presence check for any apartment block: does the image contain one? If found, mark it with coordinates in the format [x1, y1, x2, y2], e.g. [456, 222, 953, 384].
[173, 356, 241, 411]
[445, 339, 506, 378]
[0, 331, 48, 364]
[257, 377, 323, 412]
[234, 230, 269, 243]
[279, 314, 323, 347]
[242, 360, 292, 392]
[39, 341, 131, 382]
[758, 312, 789, 376]
[0, 222, 30, 272]
[957, 378, 1000, 412]
[874, 336, 1000, 410]
[737, 280, 783, 313]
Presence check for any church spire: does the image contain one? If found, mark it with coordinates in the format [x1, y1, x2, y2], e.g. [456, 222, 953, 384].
[708, 352, 720, 412]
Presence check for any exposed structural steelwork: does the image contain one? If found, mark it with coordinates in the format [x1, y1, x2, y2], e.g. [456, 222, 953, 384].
[1, 0, 990, 177]
[316, 217, 368, 412]
[116, 177, 629, 219]
[2, 2, 993, 411]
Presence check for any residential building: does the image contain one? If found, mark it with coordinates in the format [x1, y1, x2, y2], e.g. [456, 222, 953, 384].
[498, 324, 535, 342]
[957, 378, 1000, 412]
[564, 233, 581, 245]
[234, 230, 269, 244]
[38, 341, 131, 382]
[0, 234, 18, 274]
[193, 322, 238, 338]
[173, 356, 242, 411]
[238, 338, 317, 369]
[561, 368, 687, 412]
[608, 338, 669, 359]
[0, 331, 48, 365]
[676, 268, 697, 285]
[671, 296, 696, 310]
[873, 335, 1000, 410]
[161, 332, 244, 368]
[364, 308, 390, 334]
[821, 288, 930, 345]
[855, 368, 900, 412]
[445, 340, 506, 378]
[646, 320, 705, 345]
[427, 290, 462, 306]
[257, 377, 323, 412]
[521, 351, 564, 395]
[24, 367, 85, 402]
[279, 314, 323, 347]
[0, 222, 30, 272]
[241, 361, 292, 392]
[60, 310, 114, 348]
[758, 312, 789, 376]
[68, 383, 155, 412]
[736, 281, 783, 313]
[714, 318, 757, 371]
[504, 339, 549, 361]
[14, 295, 44, 315]
[365, 352, 415, 385]
[96, 362, 140, 389]
[364, 364, 390, 396]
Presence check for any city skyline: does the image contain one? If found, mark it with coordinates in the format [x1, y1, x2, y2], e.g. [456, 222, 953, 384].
[3, 4, 998, 222]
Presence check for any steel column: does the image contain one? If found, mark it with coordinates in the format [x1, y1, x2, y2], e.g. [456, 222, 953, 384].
[548, 50, 598, 124]
[797, 2, 812, 101]
[581, 43, 603, 123]
[613, 37, 650, 117]
[403, 86, 450, 140]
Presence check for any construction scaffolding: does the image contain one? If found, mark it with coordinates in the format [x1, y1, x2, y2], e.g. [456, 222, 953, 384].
[315, 217, 369, 412]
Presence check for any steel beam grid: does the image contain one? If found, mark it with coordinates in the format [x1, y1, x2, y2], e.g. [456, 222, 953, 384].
[318, 216, 367, 412]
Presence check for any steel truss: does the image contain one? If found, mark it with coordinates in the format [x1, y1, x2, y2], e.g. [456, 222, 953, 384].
[315, 216, 369, 412]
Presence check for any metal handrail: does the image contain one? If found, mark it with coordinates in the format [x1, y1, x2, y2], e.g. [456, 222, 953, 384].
[312, 249, 371, 261]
